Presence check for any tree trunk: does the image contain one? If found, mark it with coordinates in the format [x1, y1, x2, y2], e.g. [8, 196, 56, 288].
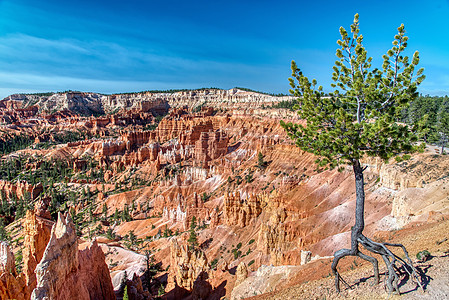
[351, 159, 365, 249]
[440, 133, 447, 154]
[332, 159, 423, 294]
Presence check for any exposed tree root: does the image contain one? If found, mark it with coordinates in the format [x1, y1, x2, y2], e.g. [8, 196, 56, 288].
[331, 234, 424, 295]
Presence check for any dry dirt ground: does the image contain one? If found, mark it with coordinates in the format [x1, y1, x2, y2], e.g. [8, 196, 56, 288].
[248, 217, 449, 300]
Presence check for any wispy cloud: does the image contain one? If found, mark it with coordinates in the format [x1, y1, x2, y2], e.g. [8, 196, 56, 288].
[0, 34, 175, 77]
[0, 58, 291, 99]
[0, 34, 90, 53]
[0, 33, 272, 79]
[2, 0, 447, 97]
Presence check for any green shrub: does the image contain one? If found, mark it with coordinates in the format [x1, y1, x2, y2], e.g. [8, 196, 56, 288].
[158, 284, 165, 296]
[235, 175, 242, 185]
[416, 250, 431, 261]
[245, 172, 254, 183]
[232, 249, 242, 259]
[123, 286, 129, 300]
[210, 258, 219, 269]
[201, 192, 211, 202]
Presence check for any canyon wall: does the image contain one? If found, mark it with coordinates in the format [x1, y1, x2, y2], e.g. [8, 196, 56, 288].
[2, 88, 295, 116]
[31, 213, 115, 300]
[1, 88, 448, 300]
[0, 210, 115, 300]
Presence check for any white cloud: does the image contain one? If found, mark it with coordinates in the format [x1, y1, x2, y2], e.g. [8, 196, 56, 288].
[1, 34, 90, 53]
[0, 33, 291, 97]
[0, 33, 184, 75]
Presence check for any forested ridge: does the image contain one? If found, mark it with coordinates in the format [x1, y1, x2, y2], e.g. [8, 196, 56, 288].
[401, 95, 449, 146]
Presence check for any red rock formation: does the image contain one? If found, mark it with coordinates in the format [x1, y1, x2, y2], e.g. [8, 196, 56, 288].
[0, 99, 24, 110]
[122, 131, 153, 149]
[4, 89, 293, 118]
[257, 221, 301, 265]
[43, 109, 79, 123]
[169, 240, 210, 296]
[77, 241, 117, 300]
[0, 180, 43, 200]
[22, 210, 53, 293]
[0, 242, 16, 275]
[0, 242, 27, 300]
[124, 273, 151, 300]
[156, 192, 212, 231]
[183, 193, 210, 231]
[73, 159, 88, 171]
[194, 130, 228, 168]
[235, 262, 248, 287]
[155, 115, 228, 144]
[31, 213, 115, 300]
[99, 140, 127, 157]
[0, 98, 39, 123]
[224, 192, 264, 227]
[3, 89, 449, 300]
[0, 211, 53, 300]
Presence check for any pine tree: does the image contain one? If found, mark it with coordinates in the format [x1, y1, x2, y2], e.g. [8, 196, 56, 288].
[187, 216, 198, 251]
[257, 152, 265, 168]
[282, 14, 425, 294]
[102, 203, 108, 221]
[16, 197, 25, 219]
[127, 230, 137, 249]
[416, 114, 431, 142]
[0, 219, 10, 241]
[163, 225, 172, 237]
[144, 249, 160, 291]
[114, 208, 120, 222]
[122, 204, 131, 222]
[123, 285, 129, 300]
[436, 111, 449, 153]
[88, 205, 94, 221]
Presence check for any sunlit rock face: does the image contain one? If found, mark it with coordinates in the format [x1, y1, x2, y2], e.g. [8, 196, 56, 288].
[169, 240, 210, 293]
[0, 241, 27, 300]
[1, 88, 449, 300]
[31, 213, 114, 300]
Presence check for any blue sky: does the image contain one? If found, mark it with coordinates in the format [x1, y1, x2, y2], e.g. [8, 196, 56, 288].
[0, 0, 448, 98]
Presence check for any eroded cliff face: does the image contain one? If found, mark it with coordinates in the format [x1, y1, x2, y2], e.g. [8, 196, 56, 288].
[3, 88, 293, 117]
[0, 242, 26, 300]
[31, 213, 115, 300]
[0, 241, 16, 274]
[0, 210, 115, 300]
[169, 240, 211, 298]
[0, 211, 52, 299]
[1, 89, 448, 300]
[224, 192, 264, 227]
[84, 112, 449, 298]
[0, 181, 43, 201]
[22, 210, 53, 292]
[32, 213, 79, 299]
[376, 154, 449, 227]
[3, 92, 169, 116]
